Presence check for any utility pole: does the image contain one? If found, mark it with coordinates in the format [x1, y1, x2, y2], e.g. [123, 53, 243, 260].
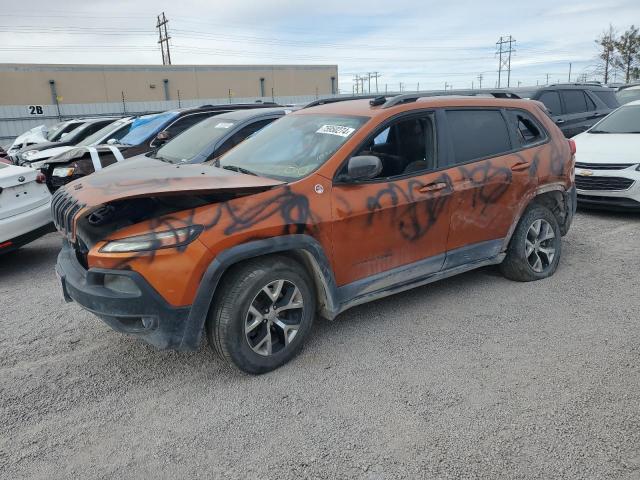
[546, 73, 550, 85]
[156, 12, 171, 65]
[368, 72, 381, 93]
[477, 73, 483, 89]
[568, 62, 572, 82]
[353, 74, 360, 94]
[496, 35, 516, 87]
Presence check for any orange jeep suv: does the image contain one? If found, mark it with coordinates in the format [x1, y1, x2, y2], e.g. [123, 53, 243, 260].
[53, 93, 577, 373]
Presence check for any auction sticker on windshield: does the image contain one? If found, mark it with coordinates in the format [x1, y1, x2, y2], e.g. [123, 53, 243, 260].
[214, 122, 234, 129]
[316, 125, 356, 137]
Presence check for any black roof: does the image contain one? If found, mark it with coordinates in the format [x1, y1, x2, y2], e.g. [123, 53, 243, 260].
[213, 107, 292, 121]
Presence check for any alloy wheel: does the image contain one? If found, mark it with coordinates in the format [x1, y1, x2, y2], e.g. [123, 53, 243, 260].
[525, 219, 556, 273]
[245, 279, 304, 356]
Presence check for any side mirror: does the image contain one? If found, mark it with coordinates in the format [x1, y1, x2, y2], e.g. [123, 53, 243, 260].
[106, 138, 117, 145]
[347, 155, 382, 181]
[60, 132, 68, 139]
[152, 131, 171, 146]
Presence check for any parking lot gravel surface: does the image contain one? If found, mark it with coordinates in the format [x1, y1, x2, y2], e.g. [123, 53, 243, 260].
[1, 209, 640, 479]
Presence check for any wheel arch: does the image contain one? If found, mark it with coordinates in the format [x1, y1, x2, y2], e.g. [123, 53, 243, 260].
[179, 234, 339, 350]
[502, 183, 575, 251]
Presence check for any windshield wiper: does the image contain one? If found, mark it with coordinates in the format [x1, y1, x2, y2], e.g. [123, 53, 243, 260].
[221, 164, 257, 176]
[589, 129, 610, 134]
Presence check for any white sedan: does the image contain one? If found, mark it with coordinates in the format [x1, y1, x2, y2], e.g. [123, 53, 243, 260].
[0, 162, 53, 254]
[573, 100, 640, 210]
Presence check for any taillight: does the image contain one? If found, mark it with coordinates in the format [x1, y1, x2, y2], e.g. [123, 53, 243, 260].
[568, 139, 576, 155]
[36, 172, 46, 184]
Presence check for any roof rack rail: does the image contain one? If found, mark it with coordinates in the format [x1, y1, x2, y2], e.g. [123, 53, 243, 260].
[381, 89, 521, 108]
[303, 95, 381, 109]
[548, 82, 603, 87]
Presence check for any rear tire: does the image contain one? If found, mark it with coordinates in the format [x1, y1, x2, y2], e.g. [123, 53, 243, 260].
[206, 255, 316, 374]
[500, 205, 562, 282]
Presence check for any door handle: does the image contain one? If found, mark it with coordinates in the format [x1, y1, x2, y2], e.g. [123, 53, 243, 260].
[418, 182, 447, 193]
[511, 161, 531, 172]
[555, 119, 565, 124]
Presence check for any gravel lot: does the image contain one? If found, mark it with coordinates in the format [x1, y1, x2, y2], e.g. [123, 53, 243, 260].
[1, 209, 640, 479]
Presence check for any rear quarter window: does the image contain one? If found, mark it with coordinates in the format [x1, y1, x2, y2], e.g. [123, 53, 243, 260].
[446, 109, 512, 164]
[593, 90, 620, 109]
[507, 110, 548, 147]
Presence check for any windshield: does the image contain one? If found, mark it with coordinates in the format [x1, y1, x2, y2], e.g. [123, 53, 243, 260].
[616, 88, 640, 105]
[218, 114, 368, 180]
[46, 121, 80, 141]
[117, 111, 179, 146]
[76, 119, 132, 147]
[590, 105, 640, 133]
[153, 116, 237, 164]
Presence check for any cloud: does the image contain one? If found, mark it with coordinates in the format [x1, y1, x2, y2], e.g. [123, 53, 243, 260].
[0, 0, 638, 90]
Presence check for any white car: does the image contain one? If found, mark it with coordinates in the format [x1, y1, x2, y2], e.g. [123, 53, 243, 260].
[573, 100, 640, 210]
[21, 117, 135, 170]
[7, 120, 85, 159]
[0, 162, 53, 254]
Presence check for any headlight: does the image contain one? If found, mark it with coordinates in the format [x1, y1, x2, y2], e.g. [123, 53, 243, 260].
[53, 167, 75, 177]
[21, 150, 39, 159]
[100, 225, 204, 253]
[30, 160, 48, 170]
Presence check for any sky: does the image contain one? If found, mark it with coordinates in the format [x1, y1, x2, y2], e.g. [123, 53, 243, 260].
[0, 0, 638, 93]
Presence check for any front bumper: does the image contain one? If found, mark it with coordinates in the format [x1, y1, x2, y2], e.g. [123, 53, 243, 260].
[55, 241, 193, 350]
[575, 165, 640, 210]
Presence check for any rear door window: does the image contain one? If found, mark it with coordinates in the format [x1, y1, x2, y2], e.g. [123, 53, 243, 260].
[446, 109, 512, 164]
[561, 90, 588, 114]
[538, 91, 562, 115]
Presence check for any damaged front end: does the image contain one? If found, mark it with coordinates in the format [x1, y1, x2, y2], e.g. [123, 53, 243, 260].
[51, 162, 285, 349]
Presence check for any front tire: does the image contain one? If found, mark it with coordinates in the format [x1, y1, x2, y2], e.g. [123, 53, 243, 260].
[500, 205, 562, 282]
[206, 256, 316, 374]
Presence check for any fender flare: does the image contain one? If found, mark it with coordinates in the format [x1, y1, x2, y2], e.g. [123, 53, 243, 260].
[501, 183, 575, 251]
[179, 234, 339, 350]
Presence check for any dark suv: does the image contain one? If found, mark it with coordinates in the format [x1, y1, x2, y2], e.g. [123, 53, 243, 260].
[513, 84, 620, 138]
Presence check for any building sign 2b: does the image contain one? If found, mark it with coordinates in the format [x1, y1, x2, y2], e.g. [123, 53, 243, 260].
[28, 105, 45, 115]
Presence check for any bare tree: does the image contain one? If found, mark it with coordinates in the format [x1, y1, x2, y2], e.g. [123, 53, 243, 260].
[596, 25, 618, 83]
[614, 25, 640, 83]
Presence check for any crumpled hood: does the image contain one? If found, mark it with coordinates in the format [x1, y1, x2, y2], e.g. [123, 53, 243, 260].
[573, 132, 640, 165]
[64, 155, 285, 207]
[8, 125, 48, 152]
[23, 145, 74, 163]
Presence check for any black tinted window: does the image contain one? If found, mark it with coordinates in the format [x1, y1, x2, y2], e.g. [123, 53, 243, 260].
[447, 110, 512, 164]
[538, 91, 562, 115]
[165, 112, 217, 137]
[215, 118, 276, 158]
[562, 90, 588, 114]
[593, 90, 620, 108]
